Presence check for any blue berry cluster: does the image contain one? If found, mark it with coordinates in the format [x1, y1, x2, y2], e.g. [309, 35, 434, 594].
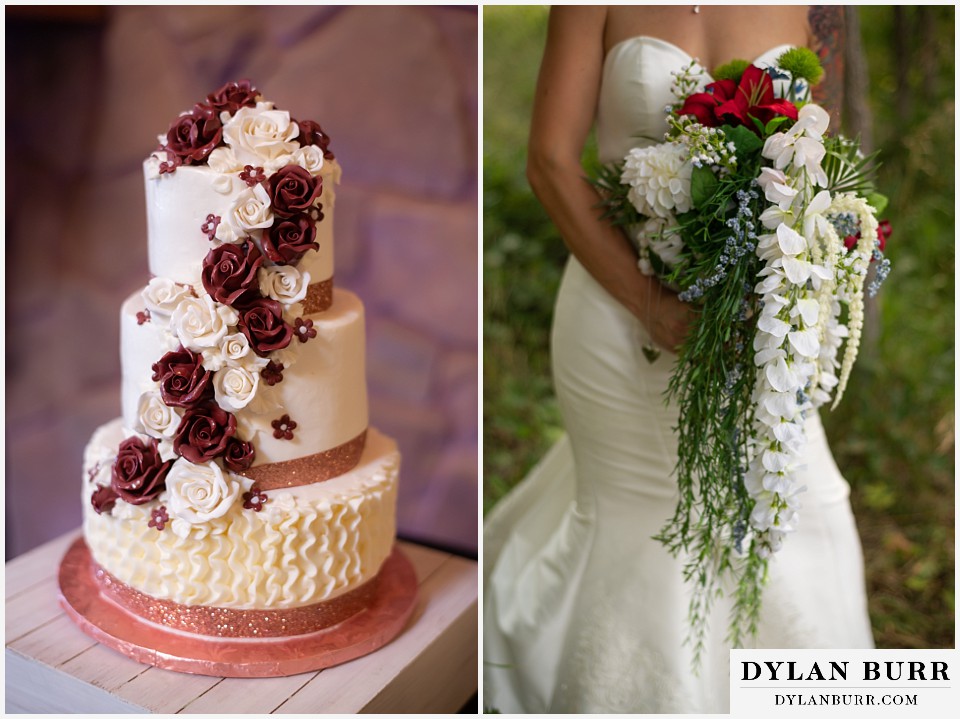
[868, 249, 891, 297]
[827, 211, 860, 238]
[679, 190, 759, 302]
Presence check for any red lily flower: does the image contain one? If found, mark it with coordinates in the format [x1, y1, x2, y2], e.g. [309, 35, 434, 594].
[714, 65, 798, 131]
[677, 65, 798, 134]
[676, 79, 737, 128]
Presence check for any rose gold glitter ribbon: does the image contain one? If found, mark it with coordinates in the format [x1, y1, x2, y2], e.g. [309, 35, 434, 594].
[93, 562, 380, 638]
[239, 430, 367, 490]
[303, 278, 333, 313]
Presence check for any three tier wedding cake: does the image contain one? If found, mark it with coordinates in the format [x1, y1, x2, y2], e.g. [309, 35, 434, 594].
[78, 80, 401, 642]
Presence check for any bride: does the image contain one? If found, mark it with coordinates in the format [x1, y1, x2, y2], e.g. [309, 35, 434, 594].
[483, 6, 874, 713]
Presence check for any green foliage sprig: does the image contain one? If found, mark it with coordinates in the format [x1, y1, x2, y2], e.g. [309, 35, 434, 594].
[713, 59, 751, 83]
[650, 124, 772, 663]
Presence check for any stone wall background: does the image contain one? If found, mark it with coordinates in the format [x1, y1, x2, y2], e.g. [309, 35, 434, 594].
[5, 5, 478, 558]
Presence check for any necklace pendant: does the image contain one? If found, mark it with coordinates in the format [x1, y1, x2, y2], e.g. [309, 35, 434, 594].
[693, 5, 700, 14]
[642, 343, 662, 364]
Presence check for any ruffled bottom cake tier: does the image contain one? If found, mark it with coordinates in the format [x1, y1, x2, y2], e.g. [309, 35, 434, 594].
[83, 418, 399, 613]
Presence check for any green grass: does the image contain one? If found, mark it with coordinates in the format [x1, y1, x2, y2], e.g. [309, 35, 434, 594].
[482, 6, 954, 649]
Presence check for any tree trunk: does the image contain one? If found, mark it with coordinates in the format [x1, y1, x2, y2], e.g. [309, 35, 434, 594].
[916, 6, 937, 102]
[843, 7, 873, 152]
[892, 6, 912, 131]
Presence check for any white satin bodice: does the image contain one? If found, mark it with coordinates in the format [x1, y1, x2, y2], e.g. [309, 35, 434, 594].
[597, 36, 794, 162]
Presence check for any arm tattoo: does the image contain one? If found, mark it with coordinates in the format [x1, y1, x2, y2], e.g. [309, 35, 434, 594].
[808, 5, 845, 129]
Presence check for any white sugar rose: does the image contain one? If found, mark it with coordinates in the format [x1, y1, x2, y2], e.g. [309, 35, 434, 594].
[222, 102, 300, 167]
[136, 390, 181, 440]
[229, 183, 274, 234]
[171, 294, 238, 351]
[213, 365, 260, 412]
[142, 277, 193, 320]
[258, 265, 311, 306]
[220, 332, 253, 364]
[201, 331, 268, 372]
[207, 146, 242, 174]
[293, 145, 325, 176]
[166, 458, 242, 526]
[621, 143, 692, 219]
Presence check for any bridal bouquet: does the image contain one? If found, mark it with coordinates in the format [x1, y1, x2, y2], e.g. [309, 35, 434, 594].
[592, 48, 891, 657]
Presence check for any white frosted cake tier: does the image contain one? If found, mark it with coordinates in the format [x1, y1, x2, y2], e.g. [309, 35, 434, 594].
[120, 288, 368, 465]
[144, 160, 337, 285]
[83, 418, 399, 609]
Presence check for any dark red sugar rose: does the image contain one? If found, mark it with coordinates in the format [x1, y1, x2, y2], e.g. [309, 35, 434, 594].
[173, 402, 237, 463]
[201, 240, 264, 307]
[111, 436, 173, 506]
[295, 118, 335, 159]
[223, 437, 256, 472]
[164, 104, 223, 165]
[91, 485, 119, 515]
[263, 165, 323, 218]
[237, 298, 293, 357]
[152, 347, 213, 409]
[262, 212, 319, 265]
[206, 79, 259, 115]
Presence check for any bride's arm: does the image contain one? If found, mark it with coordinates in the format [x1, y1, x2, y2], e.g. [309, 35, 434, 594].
[526, 6, 693, 351]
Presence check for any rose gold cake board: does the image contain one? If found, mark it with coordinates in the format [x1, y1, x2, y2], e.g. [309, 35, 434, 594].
[57, 537, 419, 678]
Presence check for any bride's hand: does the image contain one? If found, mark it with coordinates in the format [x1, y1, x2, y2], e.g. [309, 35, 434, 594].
[640, 286, 697, 354]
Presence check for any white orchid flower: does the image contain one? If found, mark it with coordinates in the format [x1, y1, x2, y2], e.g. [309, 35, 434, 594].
[776, 224, 807, 256]
[792, 298, 820, 326]
[792, 137, 828, 186]
[787, 327, 821, 358]
[765, 356, 802, 392]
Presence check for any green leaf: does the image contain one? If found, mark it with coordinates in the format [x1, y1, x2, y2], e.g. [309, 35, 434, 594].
[690, 165, 720, 206]
[866, 192, 888, 215]
[723, 124, 763, 159]
[764, 116, 790, 135]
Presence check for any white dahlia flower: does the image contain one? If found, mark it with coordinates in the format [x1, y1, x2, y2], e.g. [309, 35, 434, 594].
[621, 143, 693, 219]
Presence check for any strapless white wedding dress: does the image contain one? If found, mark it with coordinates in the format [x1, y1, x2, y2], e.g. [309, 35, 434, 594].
[483, 37, 875, 714]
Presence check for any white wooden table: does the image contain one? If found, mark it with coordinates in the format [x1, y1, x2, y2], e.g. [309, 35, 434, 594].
[5, 529, 478, 714]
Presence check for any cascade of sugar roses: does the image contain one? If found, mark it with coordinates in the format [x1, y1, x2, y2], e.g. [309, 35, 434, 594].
[89, 80, 334, 537]
[591, 48, 891, 661]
